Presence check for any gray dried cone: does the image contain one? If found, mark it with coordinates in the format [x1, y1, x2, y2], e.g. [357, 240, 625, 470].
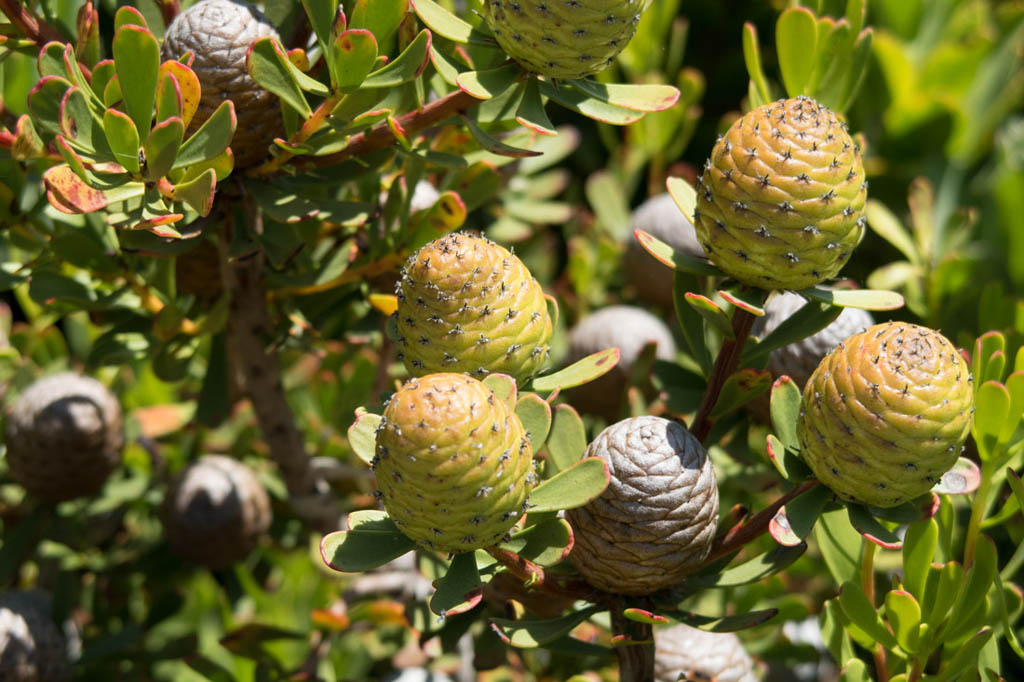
[753, 291, 874, 388]
[655, 623, 757, 682]
[747, 291, 873, 421]
[566, 417, 718, 595]
[625, 193, 704, 309]
[162, 0, 281, 168]
[4, 373, 123, 502]
[0, 590, 72, 682]
[161, 455, 272, 569]
[566, 306, 676, 420]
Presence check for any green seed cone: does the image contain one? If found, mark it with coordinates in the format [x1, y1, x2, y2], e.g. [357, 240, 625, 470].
[797, 322, 974, 508]
[694, 97, 867, 290]
[394, 233, 553, 383]
[481, 0, 642, 80]
[374, 373, 536, 552]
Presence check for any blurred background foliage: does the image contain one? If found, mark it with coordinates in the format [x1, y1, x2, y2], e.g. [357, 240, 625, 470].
[0, 0, 1022, 680]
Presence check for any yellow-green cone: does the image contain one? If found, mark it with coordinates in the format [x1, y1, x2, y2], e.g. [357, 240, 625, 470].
[374, 373, 536, 552]
[481, 0, 642, 80]
[694, 97, 867, 290]
[394, 233, 552, 383]
[797, 322, 974, 508]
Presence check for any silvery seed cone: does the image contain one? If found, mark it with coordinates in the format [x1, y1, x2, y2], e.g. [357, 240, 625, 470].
[565, 305, 676, 419]
[753, 291, 875, 388]
[161, 455, 273, 569]
[625, 193, 704, 308]
[394, 233, 553, 384]
[0, 590, 72, 682]
[694, 97, 867, 290]
[481, 0, 643, 80]
[655, 623, 757, 682]
[566, 416, 718, 594]
[798, 322, 974, 507]
[4, 373, 123, 502]
[374, 373, 536, 553]
[162, 0, 281, 167]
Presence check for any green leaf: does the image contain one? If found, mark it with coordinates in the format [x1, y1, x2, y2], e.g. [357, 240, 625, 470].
[902, 519, 938, 602]
[362, 30, 431, 88]
[247, 37, 312, 117]
[742, 298, 842, 366]
[840, 659, 870, 682]
[457, 63, 521, 100]
[531, 348, 620, 393]
[837, 581, 899, 649]
[685, 293, 733, 339]
[347, 411, 381, 466]
[351, 0, 407, 45]
[769, 374, 804, 449]
[490, 606, 600, 648]
[28, 76, 72, 135]
[708, 368, 772, 420]
[806, 19, 852, 105]
[301, 0, 339, 53]
[410, 0, 476, 43]
[847, 504, 902, 549]
[155, 70, 183, 125]
[329, 29, 378, 91]
[103, 108, 141, 174]
[59, 86, 106, 155]
[801, 286, 904, 311]
[168, 168, 216, 217]
[463, 115, 542, 159]
[776, 7, 818, 96]
[742, 22, 772, 106]
[538, 80, 644, 126]
[173, 101, 236, 169]
[37, 42, 66, 78]
[948, 535, 998, 639]
[483, 374, 518, 410]
[932, 629, 993, 682]
[783, 483, 832, 542]
[319, 511, 415, 572]
[974, 381, 1010, 454]
[44, 165, 145, 214]
[527, 457, 609, 513]
[635, 228, 720, 278]
[114, 5, 148, 30]
[144, 117, 184, 180]
[671, 609, 779, 632]
[922, 561, 963, 628]
[973, 331, 1006, 388]
[515, 394, 552, 448]
[112, 24, 159, 138]
[544, 404, 588, 475]
[687, 544, 807, 588]
[866, 199, 918, 264]
[836, 29, 872, 113]
[515, 78, 556, 136]
[405, 191, 467, 248]
[498, 517, 573, 567]
[429, 552, 482, 616]
[884, 590, 922, 654]
[1000, 371, 1024, 442]
[766, 431, 813, 482]
[569, 80, 680, 113]
[815, 506, 862, 586]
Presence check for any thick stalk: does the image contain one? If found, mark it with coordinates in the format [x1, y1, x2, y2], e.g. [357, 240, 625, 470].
[0, 0, 63, 44]
[217, 203, 339, 529]
[690, 307, 757, 443]
[248, 89, 480, 177]
[486, 547, 594, 599]
[610, 596, 655, 682]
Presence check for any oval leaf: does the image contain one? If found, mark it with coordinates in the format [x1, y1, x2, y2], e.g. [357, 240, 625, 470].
[347, 411, 382, 466]
[544, 404, 587, 475]
[112, 24, 159, 137]
[320, 515, 415, 572]
[527, 456, 609, 513]
[429, 552, 482, 616]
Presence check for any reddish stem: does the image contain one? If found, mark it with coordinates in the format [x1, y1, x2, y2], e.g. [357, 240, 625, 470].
[700, 480, 819, 566]
[0, 130, 14, 148]
[690, 307, 757, 442]
[487, 547, 594, 600]
[0, 0, 63, 43]
[248, 89, 480, 177]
